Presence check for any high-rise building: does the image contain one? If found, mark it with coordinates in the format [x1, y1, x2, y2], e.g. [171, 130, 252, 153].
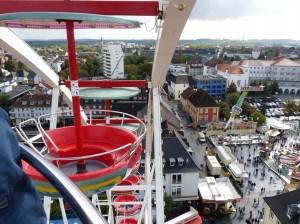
[102, 44, 124, 79]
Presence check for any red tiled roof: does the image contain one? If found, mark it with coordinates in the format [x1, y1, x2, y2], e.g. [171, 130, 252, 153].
[188, 88, 218, 108]
[217, 64, 244, 75]
[181, 87, 196, 100]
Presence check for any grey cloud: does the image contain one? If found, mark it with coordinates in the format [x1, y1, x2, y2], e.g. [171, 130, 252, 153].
[189, 0, 274, 21]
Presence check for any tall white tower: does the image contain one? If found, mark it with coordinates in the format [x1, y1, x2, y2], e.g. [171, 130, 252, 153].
[102, 44, 124, 79]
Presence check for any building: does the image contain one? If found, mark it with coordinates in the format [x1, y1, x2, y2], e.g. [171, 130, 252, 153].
[236, 57, 300, 94]
[216, 64, 249, 88]
[194, 76, 227, 100]
[9, 94, 71, 125]
[102, 44, 124, 79]
[263, 189, 300, 224]
[180, 87, 196, 111]
[0, 81, 13, 93]
[198, 177, 241, 214]
[236, 60, 274, 82]
[189, 56, 203, 78]
[139, 135, 200, 202]
[185, 88, 219, 123]
[27, 71, 43, 86]
[167, 73, 190, 100]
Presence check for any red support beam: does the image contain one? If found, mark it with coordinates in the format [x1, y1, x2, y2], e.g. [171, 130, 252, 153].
[66, 20, 84, 166]
[0, 0, 159, 16]
[65, 80, 147, 88]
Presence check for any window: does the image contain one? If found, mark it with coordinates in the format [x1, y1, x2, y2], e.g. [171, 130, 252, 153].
[169, 158, 175, 166]
[204, 108, 208, 113]
[177, 157, 184, 166]
[269, 210, 274, 220]
[171, 186, 181, 196]
[172, 174, 182, 184]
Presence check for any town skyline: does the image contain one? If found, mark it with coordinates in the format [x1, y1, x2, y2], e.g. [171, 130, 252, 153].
[11, 0, 300, 41]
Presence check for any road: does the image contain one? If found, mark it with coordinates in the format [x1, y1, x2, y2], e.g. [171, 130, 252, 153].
[165, 99, 288, 224]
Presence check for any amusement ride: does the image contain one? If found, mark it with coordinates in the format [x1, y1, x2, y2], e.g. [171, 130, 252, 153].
[0, 0, 201, 223]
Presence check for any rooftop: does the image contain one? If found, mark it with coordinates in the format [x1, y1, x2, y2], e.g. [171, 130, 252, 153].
[264, 189, 300, 224]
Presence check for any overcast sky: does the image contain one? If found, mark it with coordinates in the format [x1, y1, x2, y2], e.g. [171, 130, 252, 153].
[12, 0, 300, 40]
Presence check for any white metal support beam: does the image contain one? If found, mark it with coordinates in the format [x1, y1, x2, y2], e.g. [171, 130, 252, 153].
[151, 0, 196, 88]
[0, 27, 87, 123]
[153, 87, 164, 224]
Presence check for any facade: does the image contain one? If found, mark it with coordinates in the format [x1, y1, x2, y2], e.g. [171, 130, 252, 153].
[102, 44, 124, 79]
[0, 81, 13, 93]
[263, 189, 300, 224]
[236, 57, 300, 94]
[180, 87, 196, 111]
[9, 94, 71, 125]
[236, 60, 274, 82]
[168, 74, 190, 100]
[194, 76, 227, 100]
[186, 88, 219, 123]
[139, 135, 200, 202]
[189, 56, 203, 78]
[216, 64, 249, 88]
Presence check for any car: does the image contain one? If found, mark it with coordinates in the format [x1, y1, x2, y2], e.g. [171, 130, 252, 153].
[271, 112, 276, 117]
[266, 112, 271, 117]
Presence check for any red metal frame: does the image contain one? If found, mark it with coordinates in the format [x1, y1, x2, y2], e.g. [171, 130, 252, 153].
[65, 80, 147, 88]
[87, 118, 144, 125]
[66, 20, 84, 164]
[0, 0, 158, 16]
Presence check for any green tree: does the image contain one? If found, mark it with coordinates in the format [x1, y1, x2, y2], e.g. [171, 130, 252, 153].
[262, 80, 270, 96]
[17, 61, 27, 71]
[226, 82, 237, 94]
[250, 80, 259, 86]
[164, 195, 173, 214]
[284, 100, 299, 115]
[4, 60, 17, 72]
[241, 102, 256, 117]
[124, 64, 138, 79]
[0, 69, 3, 79]
[269, 80, 279, 94]
[225, 92, 240, 107]
[0, 94, 12, 112]
[258, 53, 265, 60]
[249, 111, 266, 127]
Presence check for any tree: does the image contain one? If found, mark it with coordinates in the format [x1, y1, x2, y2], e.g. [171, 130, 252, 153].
[262, 80, 270, 96]
[225, 92, 240, 107]
[4, 60, 17, 72]
[241, 102, 256, 117]
[17, 61, 28, 71]
[0, 94, 12, 112]
[284, 100, 299, 115]
[226, 82, 237, 94]
[250, 80, 259, 86]
[258, 53, 266, 60]
[249, 111, 266, 127]
[269, 80, 279, 94]
[124, 64, 138, 80]
[0, 69, 3, 79]
[164, 195, 173, 214]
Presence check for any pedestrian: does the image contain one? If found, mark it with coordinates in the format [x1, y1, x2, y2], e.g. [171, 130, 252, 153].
[253, 198, 256, 206]
[243, 206, 245, 211]
[270, 176, 273, 184]
[249, 172, 251, 178]
[261, 187, 263, 194]
[249, 210, 253, 219]
[254, 182, 256, 188]
[257, 198, 260, 204]
[244, 162, 246, 169]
